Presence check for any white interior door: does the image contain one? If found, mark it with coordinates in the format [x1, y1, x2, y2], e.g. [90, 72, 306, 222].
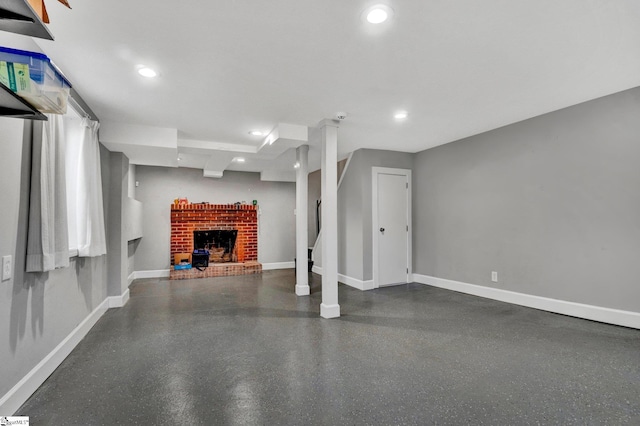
[374, 169, 410, 287]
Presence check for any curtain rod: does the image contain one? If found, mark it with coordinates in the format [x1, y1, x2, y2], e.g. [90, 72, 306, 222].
[69, 88, 99, 122]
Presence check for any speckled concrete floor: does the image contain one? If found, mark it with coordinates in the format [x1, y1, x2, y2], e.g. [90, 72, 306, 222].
[17, 270, 640, 425]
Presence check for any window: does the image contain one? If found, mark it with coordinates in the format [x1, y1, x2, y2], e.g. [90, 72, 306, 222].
[63, 106, 83, 254]
[63, 105, 106, 258]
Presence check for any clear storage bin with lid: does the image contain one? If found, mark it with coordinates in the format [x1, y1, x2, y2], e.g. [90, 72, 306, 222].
[0, 46, 72, 114]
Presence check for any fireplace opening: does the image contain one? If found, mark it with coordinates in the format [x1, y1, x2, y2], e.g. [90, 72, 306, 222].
[194, 230, 238, 263]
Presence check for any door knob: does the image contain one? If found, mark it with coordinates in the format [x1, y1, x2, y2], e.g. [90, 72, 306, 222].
[380, 227, 385, 232]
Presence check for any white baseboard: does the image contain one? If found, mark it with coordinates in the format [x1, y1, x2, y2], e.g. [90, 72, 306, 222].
[339, 274, 374, 291]
[134, 269, 170, 279]
[413, 274, 640, 329]
[362, 279, 375, 291]
[310, 266, 374, 291]
[127, 271, 136, 286]
[108, 288, 130, 308]
[0, 298, 110, 415]
[262, 261, 295, 270]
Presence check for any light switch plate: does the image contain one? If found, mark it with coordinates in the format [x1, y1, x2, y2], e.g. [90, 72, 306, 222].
[2, 255, 12, 281]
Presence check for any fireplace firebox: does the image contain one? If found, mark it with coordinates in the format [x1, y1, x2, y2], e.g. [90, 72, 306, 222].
[194, 230, 238, 263]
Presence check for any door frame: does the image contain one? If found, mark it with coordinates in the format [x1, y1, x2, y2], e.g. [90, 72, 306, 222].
[372, 167, 412, 289]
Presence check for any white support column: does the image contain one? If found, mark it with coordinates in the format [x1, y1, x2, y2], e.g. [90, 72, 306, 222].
[295, 144, 310, 296]
[319, 119, 340, 318]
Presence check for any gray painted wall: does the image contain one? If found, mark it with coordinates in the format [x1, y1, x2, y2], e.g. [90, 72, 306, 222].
[337, 149, 414, 281]
[309, 159, 348, 248]
[107, 152, 130, 297]
[337, 153, 363, 279]
[128, 164, 136, 199]
[413, 87, 640, 313]
[0, 118, 111, 399]
[133, 166, 296, 270]
[128, 240, 137, 277]
[126, 162, 139, 277]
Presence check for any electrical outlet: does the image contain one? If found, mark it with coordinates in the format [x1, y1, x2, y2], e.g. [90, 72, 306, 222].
[491, 271, 498, 283]
[2, 255, 12, 281]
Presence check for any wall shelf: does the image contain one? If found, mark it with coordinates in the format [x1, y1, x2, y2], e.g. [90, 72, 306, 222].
[0, 0, 54, 40]
[0, 82, 47, 120]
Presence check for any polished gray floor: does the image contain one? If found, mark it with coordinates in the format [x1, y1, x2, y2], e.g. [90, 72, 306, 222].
[18, 270, 640, 425]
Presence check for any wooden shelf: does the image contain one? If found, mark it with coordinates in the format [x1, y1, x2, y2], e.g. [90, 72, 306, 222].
[0, 0, 54, 40]
[0, 82, 47, 120]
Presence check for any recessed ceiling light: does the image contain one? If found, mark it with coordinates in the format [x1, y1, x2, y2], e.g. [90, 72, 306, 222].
[249, 130, 264, 136]
[367, 9, 387, 23]
[137, 67, 157, 78]
[234, 157, 246, 163]
[365, 5, 393, 24]
[394, 111, 409, 120]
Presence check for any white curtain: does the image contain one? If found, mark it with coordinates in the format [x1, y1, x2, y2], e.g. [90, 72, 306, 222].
[26, 115, 70, 272]
[74, 118, 107, 257]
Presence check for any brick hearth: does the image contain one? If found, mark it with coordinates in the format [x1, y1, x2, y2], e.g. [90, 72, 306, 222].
[170, 261, 262, 280]
[170, 203, 261, 279]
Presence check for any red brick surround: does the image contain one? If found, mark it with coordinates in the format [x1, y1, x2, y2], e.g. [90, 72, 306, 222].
[170, 204, 259, 278]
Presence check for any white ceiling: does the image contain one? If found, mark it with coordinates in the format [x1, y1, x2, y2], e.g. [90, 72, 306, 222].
[11, 1, 640, 176]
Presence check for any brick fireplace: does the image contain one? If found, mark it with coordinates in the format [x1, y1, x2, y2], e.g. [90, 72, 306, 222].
[170, 203, 261, 279]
